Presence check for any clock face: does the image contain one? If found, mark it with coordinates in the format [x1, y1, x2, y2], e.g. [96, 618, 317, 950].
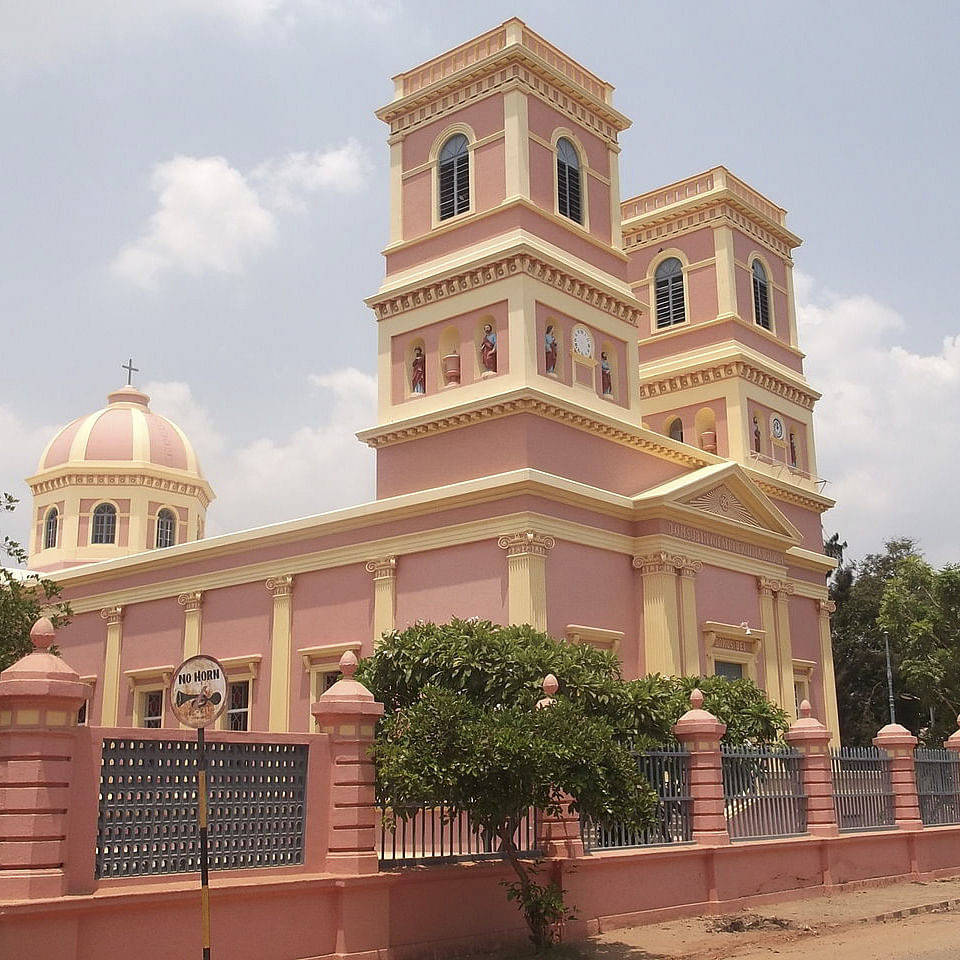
[771, 416, 785, 440]
[572, 325, 594, 358]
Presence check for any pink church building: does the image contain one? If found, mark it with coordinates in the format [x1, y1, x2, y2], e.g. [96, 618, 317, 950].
[25, 19, 839, 741]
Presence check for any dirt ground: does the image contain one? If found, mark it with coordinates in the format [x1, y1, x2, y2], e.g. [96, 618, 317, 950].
[478, 876, 960, 960]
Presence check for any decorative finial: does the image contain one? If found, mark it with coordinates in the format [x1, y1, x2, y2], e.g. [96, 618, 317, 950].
[121, 357, 139, 386]
[690, 688, 704, 710]
[542, 673, 559, 697]
[30, 617, 55, 650]
[339, 650, 358, 679]
[799, 699, 812, 719]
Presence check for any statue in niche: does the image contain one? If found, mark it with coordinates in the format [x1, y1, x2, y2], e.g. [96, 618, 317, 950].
[480, 323, 497, 373]
[600, 352, 613, 395]
[411, 345, 426, 394]
[752, 416, 762, 454]
[544, 324, 557, 374]
[789, 432, 798, 468]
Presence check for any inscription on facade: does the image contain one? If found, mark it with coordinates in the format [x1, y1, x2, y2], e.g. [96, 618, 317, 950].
[666, 522, 782, 565]
[713, 637, 752, 654]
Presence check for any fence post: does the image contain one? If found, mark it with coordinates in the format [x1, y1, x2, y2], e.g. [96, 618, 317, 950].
[673, 689, 729, 846]
[535, 675, 584, 858]
[311, 651, 384, 875]
[785, 699, 838, 836]
[874, 722, 922, 831]
[0, 618, 90, 899]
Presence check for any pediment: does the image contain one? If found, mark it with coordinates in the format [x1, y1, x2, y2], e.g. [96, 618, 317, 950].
[633, 461, 801, 544]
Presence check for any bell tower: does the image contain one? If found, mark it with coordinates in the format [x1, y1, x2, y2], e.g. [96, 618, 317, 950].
[362, 19, 659, 499]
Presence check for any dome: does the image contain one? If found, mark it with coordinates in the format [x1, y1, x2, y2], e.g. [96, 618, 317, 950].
[37, 386, 204, 478]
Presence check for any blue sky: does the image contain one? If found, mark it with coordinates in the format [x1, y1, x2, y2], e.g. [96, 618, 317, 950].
[1, 0, 957, 566]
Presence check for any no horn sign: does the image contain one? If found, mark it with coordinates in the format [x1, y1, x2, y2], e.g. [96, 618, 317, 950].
[170, 655, 227, 728]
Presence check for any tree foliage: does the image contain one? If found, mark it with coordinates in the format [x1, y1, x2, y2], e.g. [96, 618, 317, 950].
[1, 493, 70, 671]
[359, 618, 788, 948]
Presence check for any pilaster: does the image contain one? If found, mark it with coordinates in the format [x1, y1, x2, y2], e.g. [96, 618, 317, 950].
[677, 558, 702, 676]
[99, 605, 123, 726]
[388, 137, 404, 245]
[498, 530, 555, 631]
[713, 224, 738, 318]
[757, 577, 795, 716]
[177, 591, 203, 660]
[775, 583, 796, 720]
[817, 599, 841, 744]
[633, 552, 681, 676]
[365, 556, 397, 644]
[503, 87, 530, 201]
[265, 574, 294, 733]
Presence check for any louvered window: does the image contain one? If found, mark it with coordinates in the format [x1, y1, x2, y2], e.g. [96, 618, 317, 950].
[752, 260, 771, 329]
[556, 137, 582, 223]
[43, 507, 58, 549]
[156, 509, 176, 549]
[655, 258, 685, 328]
[91, 503, 117, 544]
[438, 134, 470, 221]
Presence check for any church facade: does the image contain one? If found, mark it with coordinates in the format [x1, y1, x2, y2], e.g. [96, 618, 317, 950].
[26, 20, 840, 740]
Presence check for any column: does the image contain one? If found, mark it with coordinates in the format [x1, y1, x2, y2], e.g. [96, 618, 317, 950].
[633, 552, 681, 675]
[713, 224, 738, 319]
[388, 135, 404, 245]
[99, 605, 123, 726]
[673, 689, 729, 846]
[678, 557, 702, 676]
[757, 577, 796, 715]
[177, 591, 203, 660]
[874, 723, 922, 831]
[817, 599, 841, 745]
[0, 618, 89, 899]
[775, 583, 797, 720]
[503, 88, 529, 201]
[311, 652, 384, 875]
[498, 530, 555, 632]
[785, 700, 838, 837]
[365, 556, 397, 645]
[265, 574, 294, 733]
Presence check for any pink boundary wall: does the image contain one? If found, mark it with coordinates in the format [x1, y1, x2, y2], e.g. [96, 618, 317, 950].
[7, 634, 960, 960]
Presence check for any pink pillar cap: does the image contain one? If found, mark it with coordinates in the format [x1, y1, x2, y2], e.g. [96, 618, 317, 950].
[30, 617, 55, 650]
[785, 699, 832, 747]
[873, 722, 918, 749]
[673, 688, 727, 741]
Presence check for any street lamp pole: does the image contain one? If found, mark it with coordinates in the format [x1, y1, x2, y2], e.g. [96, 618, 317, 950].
[883, 630, 896, 725]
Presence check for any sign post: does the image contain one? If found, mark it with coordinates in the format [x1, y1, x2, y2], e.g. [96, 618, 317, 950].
[170, 654, 227, 960]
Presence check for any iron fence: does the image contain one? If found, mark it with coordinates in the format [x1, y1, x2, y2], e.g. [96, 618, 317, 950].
[915, 748, 960, 826]
[582, 745, 692, 851]
[96, 738, 307, 878]
[831, 747, 895, 831]
[721, 744, 806, 840]
[377, 804, 539, 866]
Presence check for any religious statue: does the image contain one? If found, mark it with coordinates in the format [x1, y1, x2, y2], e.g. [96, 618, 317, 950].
[752, 416, 762, 454]
[480, 323, 497, 373]
[789, 432, 798, 468]
[411, 345, 426, 394]
[600, 352, 612, 395]
[544, 325, 557, 374]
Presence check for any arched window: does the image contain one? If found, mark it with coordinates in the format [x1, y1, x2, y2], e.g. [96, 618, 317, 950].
[556, 137, 582, 224]
[438, 134, 469, 221]
[91, 503, 117, 544]
[752, 260, 771, 329]
[156, 509, 177, 549]
[655, 258, 685, 328]
[668, 417, 684, 443]
[43, 507, 59, 550]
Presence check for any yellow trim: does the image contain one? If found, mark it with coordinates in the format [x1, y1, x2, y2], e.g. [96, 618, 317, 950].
[565, 624, 623, 653]
[503, 87, 529, 201]
[714, 225, 738, 318]
[678, 568, 700, 676]
[704, 620, 762, 683]
[100, 607, 123, 726]
[818, 601, 840, 744]
[178, 591, 203, 660]
[266, 575, 294, 732]
[747, 252, 777, 336]
[499, 530, 553, 630]
[366, 557, 397, 644]
[775, 591, 796, 720]
[389, 139, 403, 245]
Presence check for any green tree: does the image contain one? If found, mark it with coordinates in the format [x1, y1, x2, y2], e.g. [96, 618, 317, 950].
[1, 493, 70, 670]
[359, 619, 787, 948]
[879, 555, 960, 744]
[827, 537, 924, 744]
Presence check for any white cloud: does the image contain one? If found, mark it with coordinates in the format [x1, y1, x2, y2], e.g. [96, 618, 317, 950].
[0, 1, 400, 74]
[144, 369, 377, 536]
[110, 141, 370, 288]
[798, 275, 960, 566]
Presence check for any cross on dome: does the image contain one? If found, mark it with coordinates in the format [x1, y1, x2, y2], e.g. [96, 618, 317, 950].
[121, 357, 139, 386]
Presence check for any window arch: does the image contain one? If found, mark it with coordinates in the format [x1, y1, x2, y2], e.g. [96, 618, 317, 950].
[438, 134, 470, 221]
[556, 137, 582, 224]
[752, 259, 771, 329]
[156, 509, 177, 549]
[91, 503, 117, 544]
[43, 507, 59, 550]
[655, 258, 685, 328]
[667, 417, 684, 443]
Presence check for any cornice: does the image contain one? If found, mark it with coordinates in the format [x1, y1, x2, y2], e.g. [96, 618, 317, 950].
[358, 391, 710, 469]
[28, 468, 214, 508]
[753, 478, 834, 514]
[367, 250, 642, 327]
[639, 358, 819, 411]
